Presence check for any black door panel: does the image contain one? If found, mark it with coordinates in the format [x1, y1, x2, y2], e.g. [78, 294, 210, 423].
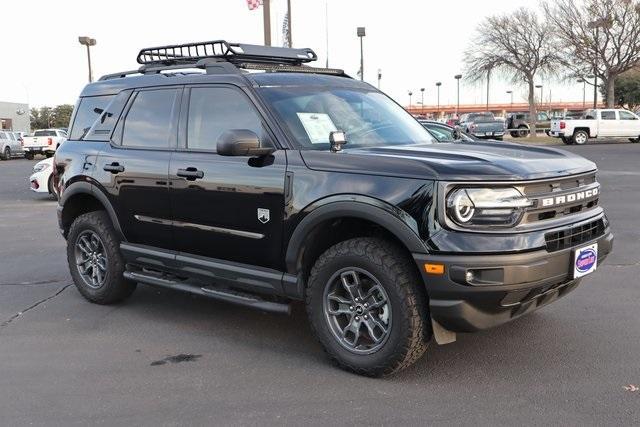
[169, 151, 287, 269]
[169, 85, 286, 270]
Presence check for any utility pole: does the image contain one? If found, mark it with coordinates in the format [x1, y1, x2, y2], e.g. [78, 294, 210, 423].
[506, 90, 513, 108]
[420, 88, 425, 115]
[263, 0, 271, 46]
[408, 91, 413, 111]
[377, 69, 382, 89]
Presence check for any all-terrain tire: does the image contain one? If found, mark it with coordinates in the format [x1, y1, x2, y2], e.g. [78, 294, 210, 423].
[67, 211, 136, 304]
[306, 237, 431, 377]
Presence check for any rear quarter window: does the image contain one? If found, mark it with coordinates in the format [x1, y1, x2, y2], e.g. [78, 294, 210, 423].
[69, 95, 115, 140]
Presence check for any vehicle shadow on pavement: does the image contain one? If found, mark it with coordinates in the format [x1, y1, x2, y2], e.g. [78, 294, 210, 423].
[107, 283, 587, 381]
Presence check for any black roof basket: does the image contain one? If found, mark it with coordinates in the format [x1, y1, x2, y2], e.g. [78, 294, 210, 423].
[137, 40, 317, 67]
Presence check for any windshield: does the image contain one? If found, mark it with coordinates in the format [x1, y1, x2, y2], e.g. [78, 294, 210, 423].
[258, 86, 436, 150]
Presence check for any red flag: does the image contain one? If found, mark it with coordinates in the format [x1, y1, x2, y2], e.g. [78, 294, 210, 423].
[246, 0, 262, 10]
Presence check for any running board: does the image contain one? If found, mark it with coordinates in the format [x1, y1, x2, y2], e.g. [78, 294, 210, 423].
[123, 271, 291, 315]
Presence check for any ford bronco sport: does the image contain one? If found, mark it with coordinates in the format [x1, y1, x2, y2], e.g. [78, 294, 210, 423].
[55, 41, 613, 377]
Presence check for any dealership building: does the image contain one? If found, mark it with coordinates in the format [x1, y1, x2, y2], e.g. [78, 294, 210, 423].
[0, 101, 30, 133]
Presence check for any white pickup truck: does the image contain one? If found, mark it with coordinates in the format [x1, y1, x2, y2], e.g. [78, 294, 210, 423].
[22, 129, 68, 159]
[550, 109, 640, 145]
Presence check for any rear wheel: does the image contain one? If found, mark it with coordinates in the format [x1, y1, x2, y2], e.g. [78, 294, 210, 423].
[1, 147, 10, 160]
[306, 237, 431, 377]
[67, 211, 136, 304]
[45, 152, 54, 158]
[561, 136, 573, 145]
[24, 152, 34, 160]
[629, 137, 640, 143]
[572, 130, 589, 145]
[517, 125, 529, 137]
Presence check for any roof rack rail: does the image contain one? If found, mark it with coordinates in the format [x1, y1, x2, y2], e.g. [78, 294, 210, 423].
[137, 40, 317, 67]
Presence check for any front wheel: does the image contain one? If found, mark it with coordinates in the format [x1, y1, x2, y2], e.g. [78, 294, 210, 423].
[67, 211, 136, 304]
[47, 175, 59, 200]
[306, 237, 431, 377]
[629, 137, 639, 143]
[572, 130, 589, 145]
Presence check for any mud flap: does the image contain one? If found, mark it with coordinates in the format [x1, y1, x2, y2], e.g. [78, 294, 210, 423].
[432, 318, 456, 345]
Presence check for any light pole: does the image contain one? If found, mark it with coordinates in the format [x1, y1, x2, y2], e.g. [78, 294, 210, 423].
[577, 78, 586, 107]
[420, 88, 425, 115]
[78, 36, 97, 83]
[588, 18, 610, 108]
[408, 91, 413, 111]
[436, 82, 441, 118]
[357, 27, 366, 81]
[377, 69, 382, 89]
[536, 84, 543, 108]
[506, 90, 513, 108]
[454, 74, 462, 117]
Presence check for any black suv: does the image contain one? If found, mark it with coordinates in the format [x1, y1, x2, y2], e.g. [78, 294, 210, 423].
[55, 41, 613, 377]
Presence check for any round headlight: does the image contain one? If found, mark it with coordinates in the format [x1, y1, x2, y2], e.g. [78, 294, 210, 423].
[450, 189, 475, 223]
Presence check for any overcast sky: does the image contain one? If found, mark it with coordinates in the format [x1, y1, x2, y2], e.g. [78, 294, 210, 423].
[1, 0, 587, 108]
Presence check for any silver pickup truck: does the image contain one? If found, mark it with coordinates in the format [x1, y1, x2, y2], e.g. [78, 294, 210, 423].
[458, 112, 505, 140]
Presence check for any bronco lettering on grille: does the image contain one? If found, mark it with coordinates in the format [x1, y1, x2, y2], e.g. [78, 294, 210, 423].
[541, 188, 598, 208]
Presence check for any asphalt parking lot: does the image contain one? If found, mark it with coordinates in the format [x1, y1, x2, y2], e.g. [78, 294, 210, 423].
[1, 142, 638, 426]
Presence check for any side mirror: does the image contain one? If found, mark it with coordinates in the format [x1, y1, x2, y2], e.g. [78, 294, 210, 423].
[217, 129, 274, 157]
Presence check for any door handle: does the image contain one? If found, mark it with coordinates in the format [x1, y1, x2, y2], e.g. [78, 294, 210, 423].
[177, 167, 204, 180]
[103, 162, 125, 173]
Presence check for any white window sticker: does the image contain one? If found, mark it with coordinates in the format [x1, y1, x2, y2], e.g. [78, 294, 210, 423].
[296, 113, 338, 144]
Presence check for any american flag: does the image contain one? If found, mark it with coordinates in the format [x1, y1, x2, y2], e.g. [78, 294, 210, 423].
[246, 0, 262, 10]
[282, 11, 290, 47]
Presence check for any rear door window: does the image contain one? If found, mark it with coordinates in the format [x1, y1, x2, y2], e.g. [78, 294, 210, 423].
[601, 111, 617, 120]
[69, 95, 115, 140]
[120, 89, 179, 149]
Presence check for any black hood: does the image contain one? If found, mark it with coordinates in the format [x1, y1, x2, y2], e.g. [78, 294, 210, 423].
[300, 141, 596, 181]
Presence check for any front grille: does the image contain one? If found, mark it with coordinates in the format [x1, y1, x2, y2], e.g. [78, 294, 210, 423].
[520, 172, 600, 225]
[545, 218, 605, 252]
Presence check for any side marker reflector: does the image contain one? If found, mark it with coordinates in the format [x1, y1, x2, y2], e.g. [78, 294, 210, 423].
[424, 263, 445, 275]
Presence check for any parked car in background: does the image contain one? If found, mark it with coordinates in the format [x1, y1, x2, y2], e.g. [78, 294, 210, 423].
[0, 130, 25, 160]
[506, 112, 552, 137]
[418, 120, 476, 142]
[445, 117, 460, 127]
[549, 109, 640, 145]
[28, 157, 58, 199]
[22, 129, 68, 159]
[458, 112, 505, 140]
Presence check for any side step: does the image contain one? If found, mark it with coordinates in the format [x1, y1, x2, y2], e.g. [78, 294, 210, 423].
[123, 271, 291, 315]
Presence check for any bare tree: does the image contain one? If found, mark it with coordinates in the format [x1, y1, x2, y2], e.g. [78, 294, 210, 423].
[464, 8, 558, 137]
[544, 0, 640, 107]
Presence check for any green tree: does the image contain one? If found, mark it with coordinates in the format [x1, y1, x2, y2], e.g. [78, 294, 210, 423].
[30, 106, 54, 130]
[600, 69, 640, 109]
[52, 104, 74, 129]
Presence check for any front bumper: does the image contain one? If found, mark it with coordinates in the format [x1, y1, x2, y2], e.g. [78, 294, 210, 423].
[413, 230, 613, 333]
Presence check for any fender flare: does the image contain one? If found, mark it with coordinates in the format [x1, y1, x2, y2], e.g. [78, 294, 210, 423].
[59, 181, 125, 239]
[284, 195, 428, 273]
